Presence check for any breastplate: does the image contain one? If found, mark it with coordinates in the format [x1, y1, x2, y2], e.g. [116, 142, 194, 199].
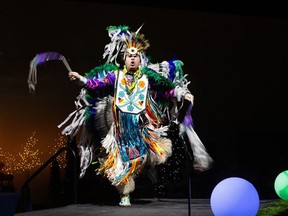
[115, 70, 148, 114]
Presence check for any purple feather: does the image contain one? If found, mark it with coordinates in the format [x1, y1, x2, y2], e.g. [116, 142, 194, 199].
[28, 51, 71, 92]
[183, 102, 194, 127]
[32, 52, 63, 67]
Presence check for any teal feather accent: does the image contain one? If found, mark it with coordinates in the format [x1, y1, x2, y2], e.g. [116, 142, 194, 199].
[173, 60, 184, 80]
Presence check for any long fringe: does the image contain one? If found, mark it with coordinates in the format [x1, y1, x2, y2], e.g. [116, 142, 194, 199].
[97, 124, 147, 186]
[58, 89, 89, 137]
[180, 123, 213, 171]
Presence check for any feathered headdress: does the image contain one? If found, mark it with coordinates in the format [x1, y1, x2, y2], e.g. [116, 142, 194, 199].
[103, 24, 150, 67]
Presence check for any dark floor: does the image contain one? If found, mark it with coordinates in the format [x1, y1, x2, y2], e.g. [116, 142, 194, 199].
[14, 198, 276, 216]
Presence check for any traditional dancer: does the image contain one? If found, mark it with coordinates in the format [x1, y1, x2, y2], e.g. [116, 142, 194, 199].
[28, 24, 213, 207]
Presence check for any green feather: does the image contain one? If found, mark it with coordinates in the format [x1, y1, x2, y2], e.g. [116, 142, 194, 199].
[106, 25, 130, 32]
[142, 67, 175, 106]
[85, 63, 119, 78]
[142, 67, 175, 90]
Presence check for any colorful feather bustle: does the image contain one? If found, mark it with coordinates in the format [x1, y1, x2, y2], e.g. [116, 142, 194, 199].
[142, 128, 172, 165]
[27, 52, 72, 92]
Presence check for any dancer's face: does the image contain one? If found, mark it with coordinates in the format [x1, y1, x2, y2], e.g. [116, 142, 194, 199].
[125, 54, 141, 72]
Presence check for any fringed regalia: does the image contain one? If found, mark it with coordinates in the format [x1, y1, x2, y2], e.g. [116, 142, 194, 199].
[28, 25, 213, 193]
[58, 60, 213, 188]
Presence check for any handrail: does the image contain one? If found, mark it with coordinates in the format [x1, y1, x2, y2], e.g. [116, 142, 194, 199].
[19, 146, 78, 211]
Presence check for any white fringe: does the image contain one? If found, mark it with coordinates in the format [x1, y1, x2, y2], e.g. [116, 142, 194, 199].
[101, 124, 117, 154]
[79, 145, 93, 178]
[173, 78, 191, 102]
[100, 124, 128, 185]
[147, 61, 170, 78]
[57, 89, 89, 137]
[179, 123, 213, 171]
[77, 127, 99, 178]
[58, 90, 115, 178]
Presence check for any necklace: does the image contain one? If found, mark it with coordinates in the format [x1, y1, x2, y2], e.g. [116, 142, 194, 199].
[123, 67, 141, 93]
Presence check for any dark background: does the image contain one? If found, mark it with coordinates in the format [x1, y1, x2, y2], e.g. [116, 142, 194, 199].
[1, 0, 288, 205]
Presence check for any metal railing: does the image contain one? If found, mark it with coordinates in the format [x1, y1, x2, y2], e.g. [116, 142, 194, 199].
[18, 146, 78, 212]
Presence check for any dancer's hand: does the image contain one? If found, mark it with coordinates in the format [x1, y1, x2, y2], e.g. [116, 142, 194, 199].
[184, 93, 194, 104]
[68, 71, 81, 81]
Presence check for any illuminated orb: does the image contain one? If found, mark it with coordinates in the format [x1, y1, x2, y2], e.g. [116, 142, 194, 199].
[274, 170, 288, 200]
[210, 177, 260, 216]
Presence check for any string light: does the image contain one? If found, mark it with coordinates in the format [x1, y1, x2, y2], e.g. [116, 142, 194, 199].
[0, 132, 69, 176]
[18, 131, 43, 177]
[0, 148, 19, 175]
[0, 131, 43, 176]
[48, 133, 68, 169]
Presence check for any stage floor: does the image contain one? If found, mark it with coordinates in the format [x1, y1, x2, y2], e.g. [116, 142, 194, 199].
[15, 198, 275, 216]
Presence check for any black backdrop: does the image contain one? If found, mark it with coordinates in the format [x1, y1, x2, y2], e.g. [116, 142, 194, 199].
[1, 1, 288, 201]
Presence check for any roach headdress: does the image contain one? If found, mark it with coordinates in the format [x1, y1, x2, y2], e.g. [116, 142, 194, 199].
[103, 24, 150, 67]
